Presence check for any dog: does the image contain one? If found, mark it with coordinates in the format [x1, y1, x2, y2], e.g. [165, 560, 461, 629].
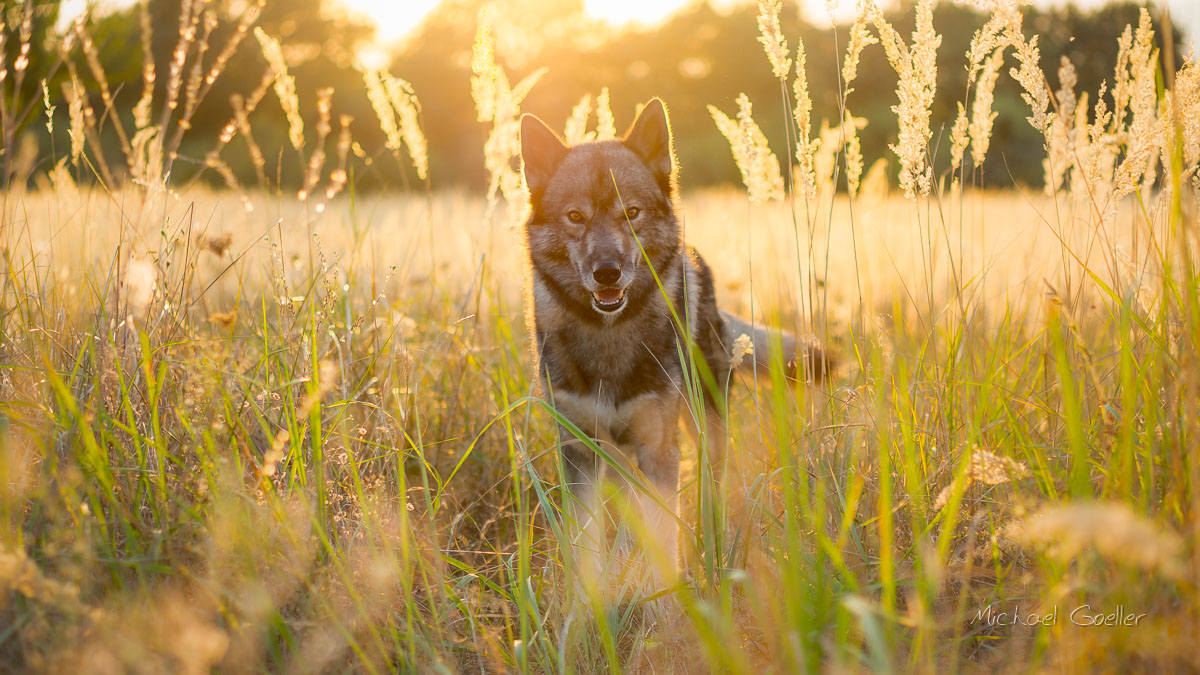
[519, 98, 827, 603]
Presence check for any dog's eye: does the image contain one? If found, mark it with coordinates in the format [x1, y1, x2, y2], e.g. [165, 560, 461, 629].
[625, 207, 640, 220]
[566, 210, 585, 224]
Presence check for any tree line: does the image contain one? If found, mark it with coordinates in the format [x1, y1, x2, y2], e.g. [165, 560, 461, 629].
[2, 0, 1183, 192]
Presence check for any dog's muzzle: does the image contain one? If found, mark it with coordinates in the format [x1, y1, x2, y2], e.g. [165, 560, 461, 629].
[590, 261, 627, 313]
[591, 286, 626, 313]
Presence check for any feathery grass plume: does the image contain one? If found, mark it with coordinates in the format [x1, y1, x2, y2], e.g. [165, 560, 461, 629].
[595, 87, 616, 140]
[471, 9, 545, 223]
[867, 0, 940, 198]
[756, 0, 791, 80]
[1081, 82, 1116, 195]
[41, 79, 53, 136]
[709, 94, 785, 204]
[730, 333, 755, 370]
[949, 103, 969, 175]
[841, 8, 877, 97]
[64, 76, 86, 165]
[1043, 56, 1078, 194]
[471, 11, 500, 124]
[254, 27, 304, 151]
[1000, 6, 1050, 136]
[1173, 57, 1199, 186]
[969, 48, 1005, 166]
[792, 40, 817, 199]
[1110, 23, 1135, 136]
[364, 69, 429, 181]
[966, 10, 1006, 84]
[364, 70, 402, 154]
[1007, 501, 1184, 579]
[842, 111, 867, 197]
[564, 92, 594, 145]
[385, 75, 428, 182]
[1112, 9, 1161, 198]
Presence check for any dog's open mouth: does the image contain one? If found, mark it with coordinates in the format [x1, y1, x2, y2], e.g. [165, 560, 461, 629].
[591, 287, 626, 313]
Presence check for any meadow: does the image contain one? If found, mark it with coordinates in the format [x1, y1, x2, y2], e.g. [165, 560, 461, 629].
[1, 0, 1198, 672]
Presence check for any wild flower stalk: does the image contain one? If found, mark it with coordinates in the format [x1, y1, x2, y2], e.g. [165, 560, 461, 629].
[323, 115, 353, 204]
[179, 8, 218, 124]
[133, 0, 155, 131]
[164, 0, 199, 115]
[300, 87, 334, 203]
[75, 19, 132, 159]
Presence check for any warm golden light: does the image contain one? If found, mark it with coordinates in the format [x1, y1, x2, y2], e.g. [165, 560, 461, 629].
[582, 0, 692, 26]
[338, 0, 441, 43]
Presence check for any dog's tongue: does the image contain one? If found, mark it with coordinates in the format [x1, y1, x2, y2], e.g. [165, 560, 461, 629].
[595, 288, 623, 304]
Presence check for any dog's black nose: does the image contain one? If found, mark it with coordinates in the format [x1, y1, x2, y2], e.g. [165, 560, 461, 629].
[592, 262, 621, 286]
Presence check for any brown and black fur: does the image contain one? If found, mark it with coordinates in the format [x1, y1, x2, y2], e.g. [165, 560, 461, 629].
[519, 99, 825, 599]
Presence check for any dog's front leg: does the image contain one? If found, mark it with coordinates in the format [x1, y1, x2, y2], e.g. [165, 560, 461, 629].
[559, 429, 604, 596]
[626, 396, 683, 593]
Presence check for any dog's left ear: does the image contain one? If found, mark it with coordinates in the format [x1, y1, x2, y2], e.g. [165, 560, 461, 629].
[521, 114, 569, 196]
[623, 98, 675, 181]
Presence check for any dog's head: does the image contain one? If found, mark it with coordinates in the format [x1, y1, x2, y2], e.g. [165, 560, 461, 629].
[520, 99, 680, 318]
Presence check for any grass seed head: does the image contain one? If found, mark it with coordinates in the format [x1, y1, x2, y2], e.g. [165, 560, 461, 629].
[756, 0, 791, 80]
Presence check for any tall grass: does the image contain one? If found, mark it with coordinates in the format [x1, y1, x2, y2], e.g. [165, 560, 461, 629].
[1, 0, 1198, 672]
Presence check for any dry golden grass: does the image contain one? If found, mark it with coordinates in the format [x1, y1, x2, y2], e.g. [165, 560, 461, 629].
[2, 0, 1199, 672]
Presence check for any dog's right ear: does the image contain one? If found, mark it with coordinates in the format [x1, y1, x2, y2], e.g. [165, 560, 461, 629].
[520, 114, 568, 196]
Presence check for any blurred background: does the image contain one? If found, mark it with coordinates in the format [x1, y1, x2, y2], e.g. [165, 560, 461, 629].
[12, 0, 1196, 191]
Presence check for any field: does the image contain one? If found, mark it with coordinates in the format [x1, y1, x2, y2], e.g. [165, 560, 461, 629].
[2, 0, 1199, 673]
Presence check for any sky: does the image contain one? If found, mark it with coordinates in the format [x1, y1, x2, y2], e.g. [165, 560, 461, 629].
[56, 0, 1199, 50]
[337, 0, 1199, 48]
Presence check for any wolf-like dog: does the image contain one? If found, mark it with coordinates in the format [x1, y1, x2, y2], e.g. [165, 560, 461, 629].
[519, 98, 826, 600]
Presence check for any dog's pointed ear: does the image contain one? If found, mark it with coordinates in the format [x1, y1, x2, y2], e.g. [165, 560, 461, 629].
[623, 98, 675, 180]
[521, 114, 568, 195]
